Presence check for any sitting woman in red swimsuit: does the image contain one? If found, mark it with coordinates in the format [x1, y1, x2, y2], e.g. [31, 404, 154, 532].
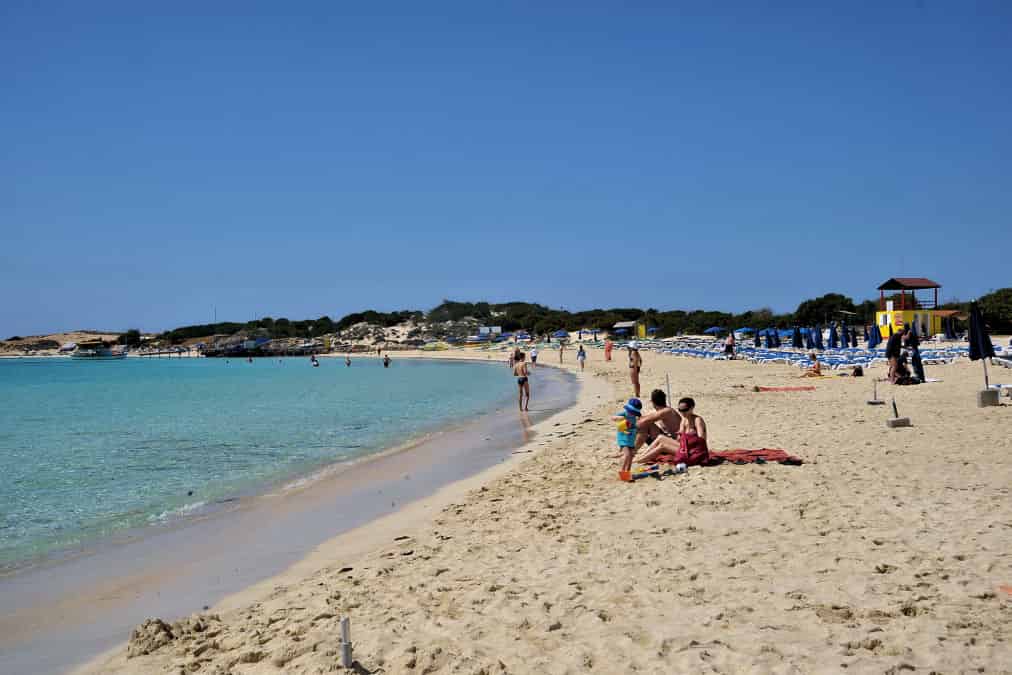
[634, 397, 709, 466]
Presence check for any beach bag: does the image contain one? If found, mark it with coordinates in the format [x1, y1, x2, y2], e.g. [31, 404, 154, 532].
[674, 432, 710, 466]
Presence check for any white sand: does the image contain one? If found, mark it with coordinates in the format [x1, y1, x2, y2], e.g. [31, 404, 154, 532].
[77, 347, 1012, 673]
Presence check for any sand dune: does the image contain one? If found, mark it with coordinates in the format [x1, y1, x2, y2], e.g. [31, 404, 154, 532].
[78, 348, 1011, 673]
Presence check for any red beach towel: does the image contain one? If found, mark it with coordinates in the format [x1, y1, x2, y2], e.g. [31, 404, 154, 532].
[755, 386, 816, 392]
[651, 447, 803, 467]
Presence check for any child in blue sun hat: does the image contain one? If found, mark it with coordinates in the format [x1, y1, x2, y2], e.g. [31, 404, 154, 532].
[613, 397, 642, 472]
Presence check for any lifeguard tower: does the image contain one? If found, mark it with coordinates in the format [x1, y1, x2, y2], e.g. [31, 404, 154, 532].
[875, 277, 950, 339]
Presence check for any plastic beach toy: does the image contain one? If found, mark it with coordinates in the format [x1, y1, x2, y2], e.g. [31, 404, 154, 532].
[615, 418, 629, 432]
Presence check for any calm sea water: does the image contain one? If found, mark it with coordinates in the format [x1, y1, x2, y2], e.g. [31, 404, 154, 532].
[0, 356, 515, 569]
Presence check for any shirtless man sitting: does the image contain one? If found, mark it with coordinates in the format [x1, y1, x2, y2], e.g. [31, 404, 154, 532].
[635, 397, 709, 466]
[635, 389, 681, 450]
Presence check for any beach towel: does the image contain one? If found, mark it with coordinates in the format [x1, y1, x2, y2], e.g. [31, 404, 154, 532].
[647, 447, 803, 467]
[754, 386, 816, 392]
[644, 433, 710, 467]
[707, 448, 804, 466]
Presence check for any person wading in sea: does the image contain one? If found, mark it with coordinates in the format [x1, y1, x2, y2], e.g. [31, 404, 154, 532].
[513, 351, 531, 411]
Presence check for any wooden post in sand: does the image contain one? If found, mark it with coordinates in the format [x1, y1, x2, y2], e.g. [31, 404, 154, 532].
[340, 617, 353, 668]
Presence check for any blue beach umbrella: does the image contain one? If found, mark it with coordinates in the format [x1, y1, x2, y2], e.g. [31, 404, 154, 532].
[552, 330, 569, 338]
[944, 316, 956, 340]
[736, 327, 754, 334]
[968, 301, 995, 388]
[754, 330, 761, 348]
[765, 330, 774, 349]
[867, 325, 881, 349]
[851, 326, 859, 346]
[840, 323, 850, 348]
[814, 325, 825, 350]
[792, 326, 803, 349]
[647, 326, 659, 334]
[828, 324, 839, 349]
[614, 327, 628, 335]
[703, 326, 724, 335]
[863, 325, 870, 342]
[772, 330, 781, 348]
[803, 328, 814, 350]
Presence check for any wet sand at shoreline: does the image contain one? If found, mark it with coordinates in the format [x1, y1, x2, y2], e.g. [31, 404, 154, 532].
[0, 359, 578, 675]
[37, 347, 1012, 672]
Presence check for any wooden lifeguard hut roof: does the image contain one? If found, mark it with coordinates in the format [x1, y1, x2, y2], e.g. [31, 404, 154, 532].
[877, 277, 941, 291]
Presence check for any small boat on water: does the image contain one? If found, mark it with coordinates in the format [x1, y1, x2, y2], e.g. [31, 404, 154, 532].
[71, 339, 128, 360]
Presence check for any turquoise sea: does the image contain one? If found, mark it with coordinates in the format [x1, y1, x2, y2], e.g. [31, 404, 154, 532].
[0, 356, 515, 570]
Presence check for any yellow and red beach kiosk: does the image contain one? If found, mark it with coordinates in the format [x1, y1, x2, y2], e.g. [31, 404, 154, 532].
[875, 277, 954, 339]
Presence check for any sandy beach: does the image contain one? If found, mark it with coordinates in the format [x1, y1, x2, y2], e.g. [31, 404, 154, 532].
[75, 346, 1011, 673]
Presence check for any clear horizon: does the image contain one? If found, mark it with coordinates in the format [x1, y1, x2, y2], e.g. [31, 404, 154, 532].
[3, 2, 1010, 337]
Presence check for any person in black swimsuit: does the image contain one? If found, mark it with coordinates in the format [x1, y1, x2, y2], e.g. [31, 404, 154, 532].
[513, 352, 530, 411]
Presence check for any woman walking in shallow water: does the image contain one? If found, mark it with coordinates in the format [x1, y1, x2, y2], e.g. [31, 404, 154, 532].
[513, 352, 530, 411]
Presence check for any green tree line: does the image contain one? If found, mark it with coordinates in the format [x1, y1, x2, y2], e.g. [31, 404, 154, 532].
[151, 288, 1011, 345]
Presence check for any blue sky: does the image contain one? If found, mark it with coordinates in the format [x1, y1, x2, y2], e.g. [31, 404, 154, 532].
[2, 1, 1010, 336]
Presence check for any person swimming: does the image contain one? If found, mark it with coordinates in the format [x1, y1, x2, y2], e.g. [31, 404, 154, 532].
[383, 354, 391, 368]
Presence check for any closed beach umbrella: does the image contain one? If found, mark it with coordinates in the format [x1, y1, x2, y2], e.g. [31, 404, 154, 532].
[814, 325, 824, 350]
[804, 328, 815, 350]
[765, 330, 775, 349]
[775, 330, 783, 348]
[754, 330, 761, 348]
[869, 325, 881, 349]
[863, 325, 870, 342]
[792, 326, 803, 349]
[968, 301, 995, 388]
[841, 324, 851, 348]
[828, 323, 839, 349]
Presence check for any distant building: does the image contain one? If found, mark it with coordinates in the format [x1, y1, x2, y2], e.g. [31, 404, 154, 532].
[875, 277, 952, 338]
[613, 320, 646, 339]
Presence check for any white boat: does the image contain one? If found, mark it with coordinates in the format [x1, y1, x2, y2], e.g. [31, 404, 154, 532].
[71, 340, 128, 360]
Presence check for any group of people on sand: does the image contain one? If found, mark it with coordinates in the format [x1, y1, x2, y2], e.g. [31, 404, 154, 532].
[613, 389, 708, 473]
[885, 326, 925, 384]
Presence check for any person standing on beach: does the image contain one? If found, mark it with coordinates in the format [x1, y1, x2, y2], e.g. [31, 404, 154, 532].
[885, 328, 904, 382]
[577, 345, 587, 371]
[513, 352, 531, 411]
[724, 332, 736, 359]
[604, 339, 613, 361]
[559, 342, 565, 364]
[903, 329, 925, 382]
[530, 346, 539, 368]
[628, 343, 642, 397]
